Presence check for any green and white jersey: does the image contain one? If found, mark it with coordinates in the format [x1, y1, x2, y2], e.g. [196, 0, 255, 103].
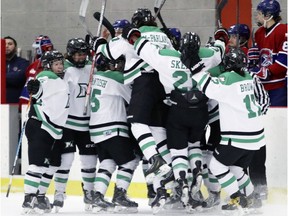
[133, 37, 223, 95]
[98, 26, 173, 84]
[89, 70, 131, 143]
[63, 60, 92, 131]
[193, 70, 266, 150]
[32, 70, 69, 139]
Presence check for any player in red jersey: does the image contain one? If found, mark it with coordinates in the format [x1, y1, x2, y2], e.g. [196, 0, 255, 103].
[248, 0, 287, 106]
[19, 35, 54, 106]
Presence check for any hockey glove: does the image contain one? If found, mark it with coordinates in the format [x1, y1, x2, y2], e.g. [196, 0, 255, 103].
[91, 37, 107, 54]
[249, 66, 270, 81]
[214, 28, 229, 46]
[248, 46, 260, 61]
[27, 79, 40, 95]
[247, 46, 260, 68]
[122, 26, 141, 45]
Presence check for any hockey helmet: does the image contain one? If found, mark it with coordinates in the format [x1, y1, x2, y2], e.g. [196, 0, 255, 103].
[131, 8, 156, 28]
[223, 47, 248, 74]
[228, 24, 250, 40]
[66, 38, 89, 68]
[257, 0, 281, 17]
[179, 32, 201, 53]
[41, 50, 64, 77]
[32, 35, 54, 58]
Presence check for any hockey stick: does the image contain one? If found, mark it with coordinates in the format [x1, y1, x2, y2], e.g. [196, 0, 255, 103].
[93, 12, 115, 38]
[83, 0, 107, 115]
[154, 0, 168, 29]
[6, 102, 31, 198]
[236, 0, 240, 48]
[79, 0, 93, 37]
[206, 0, 228, 45]
[153, 0, 180, 49]
[216, 0, 228, 28]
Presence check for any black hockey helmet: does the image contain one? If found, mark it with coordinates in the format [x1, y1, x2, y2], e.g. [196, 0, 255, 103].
[179, 32, 201, 53]
[223, 47, 248, 75]
[131, 8, 156, 28]
[41, 50, 64, 69]
[66, 38, 89, 68]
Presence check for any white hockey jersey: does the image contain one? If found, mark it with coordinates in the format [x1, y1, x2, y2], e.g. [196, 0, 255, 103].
[98, 26, 173, 84]
[133, 37, 223, 95]
[63, 60, 92, 131]
[89, 70, 132, 143]
[32, 70, 69, 139]
[193, 70, 266, 150]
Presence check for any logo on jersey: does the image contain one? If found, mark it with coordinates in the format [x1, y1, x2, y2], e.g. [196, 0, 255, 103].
[65, 141, 74, 148]
[77, 83, 88, 98]
[260, 48, 273, 67]
[103, 130, 112, 136]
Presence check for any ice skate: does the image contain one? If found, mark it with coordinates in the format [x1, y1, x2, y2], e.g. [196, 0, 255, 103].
[92, 191, 115, 213]
[176, 171, 189, 206]
[145, 154, 171, 183]
[164, 185, 184, 210]
[151, 187, 167, 214]
[112, 187, 138, 213]
[222, 192, 252, 216]
[34, 194, 52, 214]
[53, 191, 66, 213]
[191, 160, 203, 195]
[82, 183, 94, 211]
[246, 192, 263, 214]
[147, 184, 156, 206]
[203, 190, 221, 209]
[160, 169, 175, 189]
[22, 194, 37, 214]
[186, 192, 204, 213]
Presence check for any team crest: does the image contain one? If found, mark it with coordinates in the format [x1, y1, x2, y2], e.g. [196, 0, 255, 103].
[77, 83, 88, 98]
[260, 48, 273, 67]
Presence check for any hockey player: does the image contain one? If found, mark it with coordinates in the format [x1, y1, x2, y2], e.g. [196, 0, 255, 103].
[248, 0, 287, 106]
[227, 24, 251, 55]
[89, 55, 140, 213]
[92, 8, 173, 210]
[191, 47, 266, 212]
[37, 38, 97, 212]
[113, 19, 131, 37]
[19, 35, 54, 107]
[122, 28, 224, 212]
[22, 50, 69, 214]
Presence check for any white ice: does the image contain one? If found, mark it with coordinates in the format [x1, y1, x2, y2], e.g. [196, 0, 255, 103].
[1, 193, 287, 216]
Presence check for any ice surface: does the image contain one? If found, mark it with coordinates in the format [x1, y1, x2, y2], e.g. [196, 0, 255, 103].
[1, 193, 287, 216]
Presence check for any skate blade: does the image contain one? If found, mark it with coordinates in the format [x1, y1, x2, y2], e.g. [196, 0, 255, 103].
[152, 198, 166, 214]
[84, 203, 93, 212]
[186, 205, 203, 213]
[54, 206, 61, 213]
[92, 206, 115, 213]
[114, 205, 138, 213]
[33, 208, 45, 214]
[22, 208, 35, 215]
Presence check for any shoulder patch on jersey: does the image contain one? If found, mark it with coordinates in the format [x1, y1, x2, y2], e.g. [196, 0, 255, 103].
[159, 49, 180, 57]
[37, 70, 59, 80]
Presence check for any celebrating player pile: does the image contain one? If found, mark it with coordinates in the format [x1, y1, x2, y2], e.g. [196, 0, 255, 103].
[18, 0, 286, 215]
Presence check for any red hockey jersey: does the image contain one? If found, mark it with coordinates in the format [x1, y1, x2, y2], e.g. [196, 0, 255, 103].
[255, 23, 287, 90]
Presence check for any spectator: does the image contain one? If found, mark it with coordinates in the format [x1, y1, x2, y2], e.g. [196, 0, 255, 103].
[248, 0, 287, 106]
[5, 36, 29, 103]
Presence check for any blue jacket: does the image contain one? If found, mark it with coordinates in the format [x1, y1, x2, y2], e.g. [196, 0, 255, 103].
[6, 54, 29, 103]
